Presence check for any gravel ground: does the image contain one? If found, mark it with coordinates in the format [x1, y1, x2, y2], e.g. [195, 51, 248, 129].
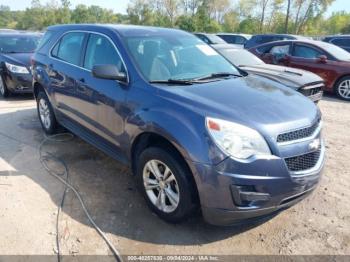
[0, 94, 349, 258]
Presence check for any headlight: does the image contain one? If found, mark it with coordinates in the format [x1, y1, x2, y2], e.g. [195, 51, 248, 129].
[5, 62, 30, 74]
[206, 117, 271, 159]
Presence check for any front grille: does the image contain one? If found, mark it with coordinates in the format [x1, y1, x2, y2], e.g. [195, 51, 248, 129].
[285, 149, 321, 172]
[277, 118, 320, 143]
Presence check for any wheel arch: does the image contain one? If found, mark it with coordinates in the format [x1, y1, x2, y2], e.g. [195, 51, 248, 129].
[130, 131, 200, 204]
[333, 74, 350, 91]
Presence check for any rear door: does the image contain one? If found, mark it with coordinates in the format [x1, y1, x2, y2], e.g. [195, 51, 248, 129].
[75, 32, 128, 147]
[49, 32, 88, 122]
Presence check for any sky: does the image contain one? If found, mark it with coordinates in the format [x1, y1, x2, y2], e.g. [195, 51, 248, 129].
[0, 0, 349, 16]
[0, 0, 130, 14]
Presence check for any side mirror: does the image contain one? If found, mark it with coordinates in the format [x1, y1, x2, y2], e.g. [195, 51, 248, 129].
[318, 55, 327, 63]
[92, 64, 127, 83]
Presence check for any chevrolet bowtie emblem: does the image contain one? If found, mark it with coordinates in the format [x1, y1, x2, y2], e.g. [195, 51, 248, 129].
[309, 139, 321, 151]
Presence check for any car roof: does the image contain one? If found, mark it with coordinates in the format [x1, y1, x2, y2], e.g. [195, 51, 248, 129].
[324, 35, 350, 38]
[47, 24, 189, 37]
[252, 34, 307, 38]
[253, 39, 335, 49]
[217, 33, 252, 37]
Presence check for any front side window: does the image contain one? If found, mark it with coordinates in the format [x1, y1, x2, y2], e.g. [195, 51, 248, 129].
[52, 32, 85, 66]
[84, 34, 126, 73]
[125, 34, 239, 81]
[0, 35, 41, 53]
[293, 45, 323, 59]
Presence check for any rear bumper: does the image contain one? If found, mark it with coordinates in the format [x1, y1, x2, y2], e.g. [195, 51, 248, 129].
[3, 72, 33, 94]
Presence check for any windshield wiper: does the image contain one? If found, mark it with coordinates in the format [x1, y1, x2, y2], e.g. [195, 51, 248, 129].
[194, 72, 242, 81]
[149, 79, 194, 85]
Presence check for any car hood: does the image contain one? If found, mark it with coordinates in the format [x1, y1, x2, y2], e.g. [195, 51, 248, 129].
[157, 74, 319, 140]
[1, 53, 33, 67]
[239, 64, 323, 89]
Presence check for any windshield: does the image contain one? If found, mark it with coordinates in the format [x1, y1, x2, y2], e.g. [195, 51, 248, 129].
[319, 42, 350, 61]
[219, 49, 265, 66]
[0, 35, 41, 53]
[125, 34, 239, 82]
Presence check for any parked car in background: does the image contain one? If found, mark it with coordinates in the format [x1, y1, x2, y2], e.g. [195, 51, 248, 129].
[249, 40, 350, 100]
[214, 46, 324, 102]
[0, 31, 41, 97]
[194, 33, 227, 45]
[244, 34, 309, 49]
[194, 33, 243, 50]
[0, 29, 17, 33]
[216, 33, 251, 45]
[323, 35, 350, 53]
[32, 24, 324, 225]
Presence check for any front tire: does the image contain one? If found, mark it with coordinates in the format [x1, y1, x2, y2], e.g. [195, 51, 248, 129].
[36, 91, 59, 134]
[0, 75, 9, 98]
[335, 76, 350, 101]
[136, 147, 198, 223]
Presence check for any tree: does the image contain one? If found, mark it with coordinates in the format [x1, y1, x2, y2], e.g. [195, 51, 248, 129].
[284, 0, 291, 33]
[259, 0, 270, 32]
[176, 15, 196, 31]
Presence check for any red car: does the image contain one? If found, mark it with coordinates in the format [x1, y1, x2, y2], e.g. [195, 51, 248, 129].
[249, 40, 350, 100]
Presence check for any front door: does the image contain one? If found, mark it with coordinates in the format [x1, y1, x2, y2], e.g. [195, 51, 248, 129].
[75, 33, 129, 148]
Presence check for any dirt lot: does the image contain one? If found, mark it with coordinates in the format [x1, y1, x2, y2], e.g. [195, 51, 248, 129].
[0, 94, 349, 258]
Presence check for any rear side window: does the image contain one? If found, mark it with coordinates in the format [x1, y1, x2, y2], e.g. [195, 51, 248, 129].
[52, 32, 85, 66]
[293, 45, 323, 59]
[219, 35, 234, 43]
[83, 34, 126, 73]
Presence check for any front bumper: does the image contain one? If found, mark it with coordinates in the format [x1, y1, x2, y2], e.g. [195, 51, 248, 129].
[3, 72, 33, 94]
[190, 140, 325, 226]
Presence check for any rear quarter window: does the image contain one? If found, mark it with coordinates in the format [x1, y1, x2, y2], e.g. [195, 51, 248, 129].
[51, 32, 85, 66]
[36, 31, 53, 52]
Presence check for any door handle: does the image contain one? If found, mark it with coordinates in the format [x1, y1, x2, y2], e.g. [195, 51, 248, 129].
[79, 78, 85, 83]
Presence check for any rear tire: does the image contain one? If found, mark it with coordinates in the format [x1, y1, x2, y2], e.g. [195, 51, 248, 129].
[0, 75, 9, 98]
[36, 91, 59, 134]
[335, 76, 350, 101]
[136, 147, 198, 223]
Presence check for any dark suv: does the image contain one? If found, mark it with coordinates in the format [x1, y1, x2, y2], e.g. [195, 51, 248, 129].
[323, 35, 350, 53]
[32, 24, 325, 226]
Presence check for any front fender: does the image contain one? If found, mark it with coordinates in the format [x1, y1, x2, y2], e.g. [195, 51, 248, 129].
[125, 106, 227, 165]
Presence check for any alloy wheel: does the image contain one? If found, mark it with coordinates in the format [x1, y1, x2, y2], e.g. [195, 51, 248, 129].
[38, 98, 51, 130]
[338, 79, 350, 99]
[143, 159, 180, 213]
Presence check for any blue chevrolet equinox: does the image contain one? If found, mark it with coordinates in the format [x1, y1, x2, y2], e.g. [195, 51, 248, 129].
[32, 24, 325, 225]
